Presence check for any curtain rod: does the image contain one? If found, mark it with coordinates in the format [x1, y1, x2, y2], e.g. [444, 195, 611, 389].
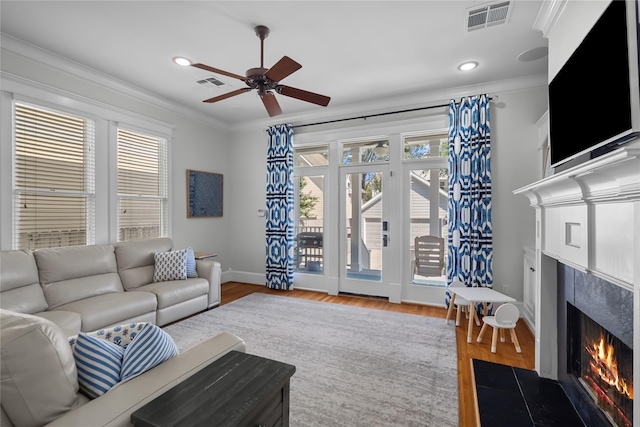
[291, 96, 494, 129]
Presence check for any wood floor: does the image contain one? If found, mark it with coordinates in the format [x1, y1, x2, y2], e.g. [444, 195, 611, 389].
[221, 282, 536, 427]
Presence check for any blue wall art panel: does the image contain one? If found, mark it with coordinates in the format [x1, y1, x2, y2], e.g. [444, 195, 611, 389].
[187, 169, 223, 217]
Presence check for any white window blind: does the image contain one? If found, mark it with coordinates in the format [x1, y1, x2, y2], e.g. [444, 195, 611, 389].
[117, 128, 168, 242]
[13, 102, 95, 250]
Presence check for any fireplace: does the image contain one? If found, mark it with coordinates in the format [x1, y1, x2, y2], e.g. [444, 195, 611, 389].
[568, 304, 634, 427]
[558, 263, 635, 427]
[514, 141, 640, 426]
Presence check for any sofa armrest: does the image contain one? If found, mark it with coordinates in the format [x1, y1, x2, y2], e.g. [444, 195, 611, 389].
[45, 332, 246, 427]
[195, 260, 221, 309]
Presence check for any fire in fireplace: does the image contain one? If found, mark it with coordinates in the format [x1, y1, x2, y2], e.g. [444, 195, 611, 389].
[570, 305, 634, 427]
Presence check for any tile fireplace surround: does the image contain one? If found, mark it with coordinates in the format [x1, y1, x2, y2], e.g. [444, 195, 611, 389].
[515, 139, 640, 426]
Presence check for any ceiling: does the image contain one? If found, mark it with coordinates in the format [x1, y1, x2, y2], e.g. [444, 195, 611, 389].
[0, 1, 548, 128]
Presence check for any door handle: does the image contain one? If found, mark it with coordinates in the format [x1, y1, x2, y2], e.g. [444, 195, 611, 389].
[383, 234, 388, 247]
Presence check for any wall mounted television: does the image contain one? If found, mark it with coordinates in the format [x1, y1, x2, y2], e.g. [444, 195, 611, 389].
[549, 0, 640, 168]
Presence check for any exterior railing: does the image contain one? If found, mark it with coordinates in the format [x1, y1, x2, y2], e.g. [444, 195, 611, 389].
[17, 225, 160, 250]
[18, 230, 86, 250]
[295, 226, 323, 271]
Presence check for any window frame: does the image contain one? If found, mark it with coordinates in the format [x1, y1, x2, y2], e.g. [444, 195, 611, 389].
[402, 129, 450, 163]
[1, 82, 174, 250]
[116, 125, 169, 242]
[11, 100, 97, 250]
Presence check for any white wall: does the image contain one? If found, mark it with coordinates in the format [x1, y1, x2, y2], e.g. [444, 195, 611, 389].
[0, 48, 233, 269]
[491, 88, 548, 299]
[227, 127, 269, 280]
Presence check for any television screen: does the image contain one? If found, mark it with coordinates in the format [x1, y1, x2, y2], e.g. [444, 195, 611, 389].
[549, 0, 636, 168]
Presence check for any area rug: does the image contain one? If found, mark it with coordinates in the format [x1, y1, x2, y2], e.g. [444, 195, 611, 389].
[163, 293, 459, 427]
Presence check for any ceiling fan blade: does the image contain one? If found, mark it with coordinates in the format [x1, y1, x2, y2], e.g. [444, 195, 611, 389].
[265, 56, 302, 82]
[203, 88, 251, 103]
[261, 92, 283, 117]
[277, 85, 331, 107]
[191, 63, 246, 81]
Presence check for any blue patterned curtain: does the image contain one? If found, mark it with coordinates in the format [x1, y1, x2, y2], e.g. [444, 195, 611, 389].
[445, 94, 492, 309]
[265, 124, 295, 290]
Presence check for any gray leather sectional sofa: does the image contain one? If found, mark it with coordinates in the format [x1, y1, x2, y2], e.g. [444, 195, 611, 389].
[0, 237, 222, 336]
[0, 310, 245, 427]
[0, 238, 242, 427]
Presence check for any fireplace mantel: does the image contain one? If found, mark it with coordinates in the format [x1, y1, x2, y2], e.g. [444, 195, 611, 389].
[514, 140, 640, 290]
[516, 142, 640, 207]
[514, 139, 640, 426]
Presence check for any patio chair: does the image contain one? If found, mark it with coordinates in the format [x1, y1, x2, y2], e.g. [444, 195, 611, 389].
[414, 235, 445, 277]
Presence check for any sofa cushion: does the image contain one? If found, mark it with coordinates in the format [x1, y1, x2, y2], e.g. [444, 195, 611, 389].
[42, 273, 125, 310]
[36, 310, 82, 337]
[115, 238, 173, 290]
[136, 279, 209, 309]
[73, 333, 125, 398]
[0, 250, 48, 314]
[0, 310, 82, 427]
[153, 249, 188, 282]
[34, 245, 125, 309]
[54, 291, 157, 332]
[34, 244, 119, 284]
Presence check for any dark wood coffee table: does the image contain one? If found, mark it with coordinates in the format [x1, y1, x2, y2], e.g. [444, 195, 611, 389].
[131, 350, 296, 427]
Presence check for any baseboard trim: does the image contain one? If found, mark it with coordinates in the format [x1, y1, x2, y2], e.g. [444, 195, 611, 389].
[222, 270, 265, 285]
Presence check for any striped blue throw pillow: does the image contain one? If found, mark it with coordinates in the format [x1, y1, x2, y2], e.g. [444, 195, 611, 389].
[185, 247, 198, 278]
[73, 333, 125, 398]
[120, 323, 179, 382]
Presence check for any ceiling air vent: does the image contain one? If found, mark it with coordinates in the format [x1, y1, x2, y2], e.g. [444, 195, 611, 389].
[465, 1, 512, 32]
[196, 76, 228, 89]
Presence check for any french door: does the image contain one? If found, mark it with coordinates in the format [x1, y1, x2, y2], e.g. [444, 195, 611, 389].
[339, 164, 389, 297]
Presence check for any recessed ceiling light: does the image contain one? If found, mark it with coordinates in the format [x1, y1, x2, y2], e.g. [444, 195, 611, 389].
[458, 61, 478, 71]
[173, 57, 192, 66]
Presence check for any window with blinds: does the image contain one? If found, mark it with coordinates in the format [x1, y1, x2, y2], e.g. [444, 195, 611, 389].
[13, 102, 95, 250]
[117, 128, 168, 242]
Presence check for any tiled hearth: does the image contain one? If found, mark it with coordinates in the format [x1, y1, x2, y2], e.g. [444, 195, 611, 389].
[515, 141, 640, 426]
[473, 359, 583, 427]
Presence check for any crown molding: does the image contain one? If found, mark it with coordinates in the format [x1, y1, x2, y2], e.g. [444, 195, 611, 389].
[533, 0, 567, 38]
[0, 33, 231, 132]
[1, 71, 180, 136]
[234, 73, 548, 133]
[1, 32, 548, 136]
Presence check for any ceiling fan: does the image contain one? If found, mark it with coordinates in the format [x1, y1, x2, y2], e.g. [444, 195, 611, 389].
[191, 25, 331, 117]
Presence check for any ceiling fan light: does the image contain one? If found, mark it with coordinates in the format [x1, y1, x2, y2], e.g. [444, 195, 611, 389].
[173, 57, 192, 66]
[458, 61, 478, 71]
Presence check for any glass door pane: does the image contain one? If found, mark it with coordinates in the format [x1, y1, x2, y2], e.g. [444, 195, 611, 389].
[294, 175, 324, 274]
[409, 168, 448, 287]
[340, 165, 388, 298]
